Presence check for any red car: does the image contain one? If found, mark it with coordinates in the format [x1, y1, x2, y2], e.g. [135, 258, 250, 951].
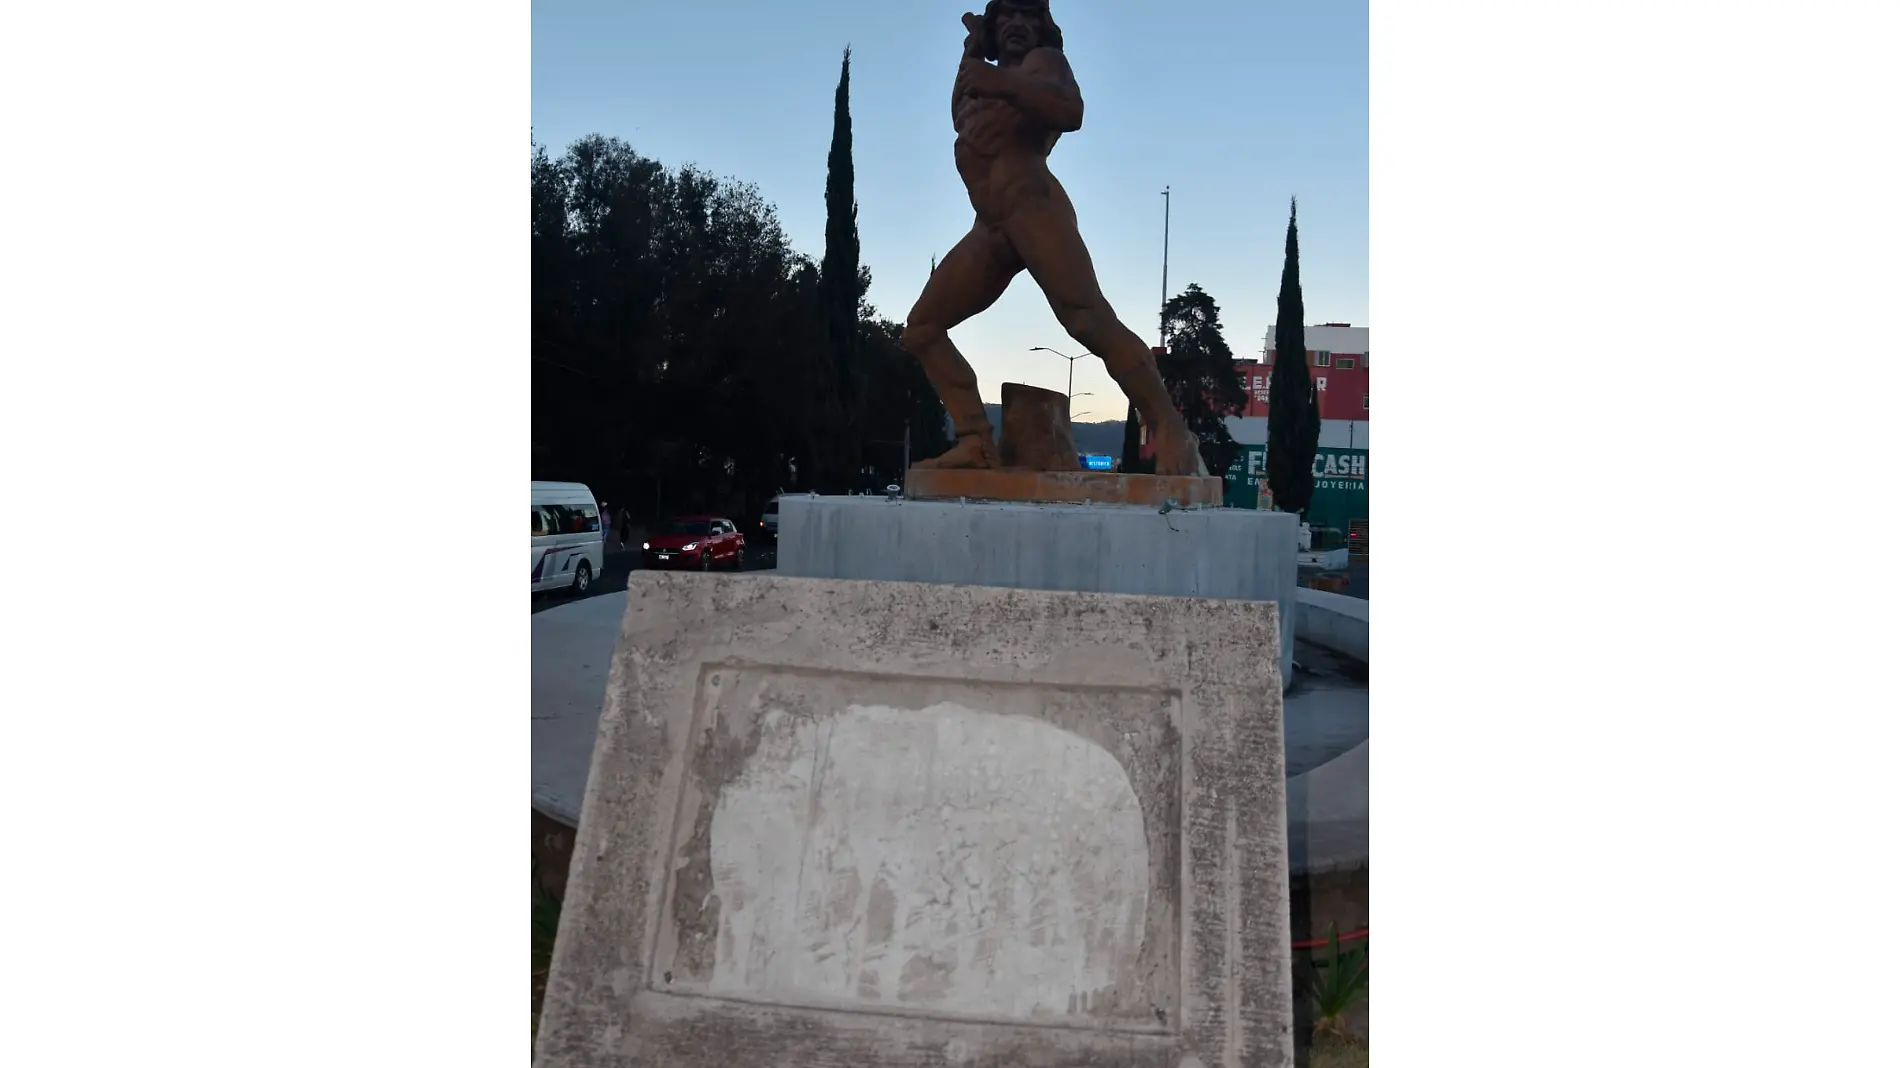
[642, 515, 747, 571]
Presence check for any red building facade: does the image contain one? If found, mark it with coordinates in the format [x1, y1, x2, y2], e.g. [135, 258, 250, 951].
[1235, 335, 1369, 420]
[1138, 325, 1370, 456]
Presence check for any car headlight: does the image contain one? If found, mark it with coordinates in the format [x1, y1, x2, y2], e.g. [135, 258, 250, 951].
[683, 542, 698, 551]
[641, 542, 649, 550]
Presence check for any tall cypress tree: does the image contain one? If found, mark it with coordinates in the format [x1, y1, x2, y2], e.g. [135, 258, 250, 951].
[1266, 198, 1322, 513]
[1118, 401, 1142, 472]
[821, 46, 862, 485]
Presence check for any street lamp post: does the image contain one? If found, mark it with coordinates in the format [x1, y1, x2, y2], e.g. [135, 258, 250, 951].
[1029, 345, 1095, 404]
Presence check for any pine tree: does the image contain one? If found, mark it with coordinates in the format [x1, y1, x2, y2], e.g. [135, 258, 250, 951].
[1266, 198, 1322, 513]
[821, 46, 863, 485]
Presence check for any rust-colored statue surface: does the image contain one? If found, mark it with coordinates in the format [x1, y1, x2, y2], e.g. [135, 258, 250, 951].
[900, 1, 1207, 477]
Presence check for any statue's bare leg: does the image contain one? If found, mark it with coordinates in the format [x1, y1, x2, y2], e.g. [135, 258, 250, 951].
[901, 223, 1024, 469]
[1000, 195, 1207, 477]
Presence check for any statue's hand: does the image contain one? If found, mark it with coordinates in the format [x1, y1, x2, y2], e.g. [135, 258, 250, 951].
[957, 56, 1000, 98]
[961, 12, 985, 58]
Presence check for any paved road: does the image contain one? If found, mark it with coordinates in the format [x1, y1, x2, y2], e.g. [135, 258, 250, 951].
[1342, 558, 1368, 598]
[530, 543, 779, 614]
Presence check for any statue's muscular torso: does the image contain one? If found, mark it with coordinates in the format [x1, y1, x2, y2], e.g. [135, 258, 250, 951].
[953, 53, 1065, 223]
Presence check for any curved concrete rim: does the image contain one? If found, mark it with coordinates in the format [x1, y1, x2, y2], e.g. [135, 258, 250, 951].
[1284, 739, 1368, 875]
[1294, 587, 1368, 665]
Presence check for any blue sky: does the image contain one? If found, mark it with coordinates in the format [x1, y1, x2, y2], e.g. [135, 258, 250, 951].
[532, 0, 1366, 409]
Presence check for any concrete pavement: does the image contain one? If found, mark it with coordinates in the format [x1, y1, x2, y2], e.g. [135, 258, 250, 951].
[531, 591, 628, 825]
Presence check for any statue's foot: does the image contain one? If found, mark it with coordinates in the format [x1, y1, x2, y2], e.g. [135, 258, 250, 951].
[1151, 423, 1209, 477]
[914, 434, 1000, 470]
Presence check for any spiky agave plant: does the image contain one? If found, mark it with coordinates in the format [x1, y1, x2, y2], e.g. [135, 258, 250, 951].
[1306, 923, 1369, 1042]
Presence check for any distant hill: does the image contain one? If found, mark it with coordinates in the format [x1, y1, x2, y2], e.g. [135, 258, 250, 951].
[1069, 420, 1128, 457]
[963, 403, 1125, 458]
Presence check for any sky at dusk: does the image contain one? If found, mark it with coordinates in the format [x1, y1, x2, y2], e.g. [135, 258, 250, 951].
[532, 0, 1367, 410]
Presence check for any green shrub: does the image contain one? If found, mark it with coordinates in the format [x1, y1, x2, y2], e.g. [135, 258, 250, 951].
[1306, 923, 1368, 1042]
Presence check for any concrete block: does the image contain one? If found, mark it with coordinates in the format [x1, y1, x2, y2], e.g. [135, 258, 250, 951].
[779, 495, 1300, 688]
[536, 572, 1292, 1068]
[996, 382, 1082, 470]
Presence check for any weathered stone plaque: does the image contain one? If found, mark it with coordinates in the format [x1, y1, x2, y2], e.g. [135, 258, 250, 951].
[535, 572, 1291, 1068]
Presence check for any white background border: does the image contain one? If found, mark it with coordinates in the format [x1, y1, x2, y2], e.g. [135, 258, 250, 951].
[1374, 1, 1898, 1062]
[2, 1, 1896, 1064]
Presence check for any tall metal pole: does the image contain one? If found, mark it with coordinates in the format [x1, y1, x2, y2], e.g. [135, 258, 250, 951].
[1159, 187, 1171, 348]
[1134, 185, 1169, 459]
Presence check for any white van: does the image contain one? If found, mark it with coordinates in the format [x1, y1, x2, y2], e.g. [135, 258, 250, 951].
[531, 481, 606, 595]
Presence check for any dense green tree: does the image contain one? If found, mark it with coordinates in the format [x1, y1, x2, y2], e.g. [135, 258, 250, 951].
[530, 117, 945, 525]
[1266, 198, 1322, 514]
[534, 135, 814, 517]
[1156, 284, 1249, 478]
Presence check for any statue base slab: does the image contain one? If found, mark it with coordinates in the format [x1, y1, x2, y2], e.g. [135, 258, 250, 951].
[904, 466, 1224, 507]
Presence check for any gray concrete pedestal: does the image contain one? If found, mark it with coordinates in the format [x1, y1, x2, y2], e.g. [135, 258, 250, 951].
[778, 494, 1300, 686]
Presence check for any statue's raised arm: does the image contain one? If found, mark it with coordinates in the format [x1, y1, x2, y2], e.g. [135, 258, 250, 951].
[953, 12, 985, 120]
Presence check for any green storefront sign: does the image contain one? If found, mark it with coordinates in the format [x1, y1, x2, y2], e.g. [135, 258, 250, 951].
[1304, 448, 1368, 541]
[1224, 447, 1368, 538]
[1223, 445, 1267, 509]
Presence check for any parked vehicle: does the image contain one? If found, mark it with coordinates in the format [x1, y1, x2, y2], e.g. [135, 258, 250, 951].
[758, 495, 781, 540]
[643, 515, 746, 571]
[531, 481, 605, 595]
